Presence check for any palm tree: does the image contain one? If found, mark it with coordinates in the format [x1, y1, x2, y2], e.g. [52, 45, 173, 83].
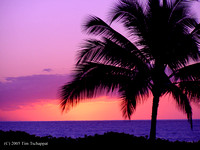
[60, 0, 200, 141]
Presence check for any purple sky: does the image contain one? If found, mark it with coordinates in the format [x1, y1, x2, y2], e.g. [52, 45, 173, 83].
[0, 0, 114, 80]
[0, 0, 199, 80]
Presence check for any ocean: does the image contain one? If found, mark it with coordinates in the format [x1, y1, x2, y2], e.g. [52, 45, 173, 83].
[0, 120, 200, 142]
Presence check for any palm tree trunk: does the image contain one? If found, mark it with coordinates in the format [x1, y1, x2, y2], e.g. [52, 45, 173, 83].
[149, 95, 160, 141]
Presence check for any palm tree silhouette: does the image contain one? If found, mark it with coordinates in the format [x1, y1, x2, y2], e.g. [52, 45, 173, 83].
[60, 0, 200, 141]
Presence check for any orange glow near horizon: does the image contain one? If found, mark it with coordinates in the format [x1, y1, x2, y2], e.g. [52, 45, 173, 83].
[0, 96, 199, 121]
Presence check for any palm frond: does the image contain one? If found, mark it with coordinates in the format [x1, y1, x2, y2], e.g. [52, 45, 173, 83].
[145, 0, 199, 69]
[166, 83, 192, 129]
[166, 33, 200, 70]
[179, 81, 200, 102]
[83, 16, 137, 48]
[60, 62, 138, 112]
[83, 15, 149, 62]
[121, 98, 136, 120]
[77, 38, 149, 70]
[167, 0, 182, 9]
[167, 0, 200, 26]
[191, 23, 200, 48]
[119, 71, 151, 119]
[179, 18, 198, 31]
[172, 62, 200, 81]
[76, 39, 105, 65]
[191, 23, 200, 35]
[110, 0, 148, 38]
[168, 0, 189, 24]
[160, 17, 200, 70]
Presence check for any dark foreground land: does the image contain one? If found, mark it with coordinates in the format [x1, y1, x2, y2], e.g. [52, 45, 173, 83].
[0, 130, 200, 149]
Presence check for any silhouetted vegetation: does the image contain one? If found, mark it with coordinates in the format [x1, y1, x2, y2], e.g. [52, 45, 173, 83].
[0, 130, 200, 149]
[60, 0, 200, 141]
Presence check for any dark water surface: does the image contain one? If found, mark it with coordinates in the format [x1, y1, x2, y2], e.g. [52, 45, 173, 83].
[0, 120, 200, 142]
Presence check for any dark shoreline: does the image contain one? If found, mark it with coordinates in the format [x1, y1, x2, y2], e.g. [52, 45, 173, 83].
[0, 130, 200, 149]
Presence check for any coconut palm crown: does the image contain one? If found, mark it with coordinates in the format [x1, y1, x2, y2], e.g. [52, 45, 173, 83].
[60, 0, 200, 140]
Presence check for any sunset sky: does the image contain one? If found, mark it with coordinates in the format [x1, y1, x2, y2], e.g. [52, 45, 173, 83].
[0, 0, 200, 121]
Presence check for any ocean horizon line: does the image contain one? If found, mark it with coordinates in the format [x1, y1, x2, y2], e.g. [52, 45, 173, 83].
[1, 119, 200, 122]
